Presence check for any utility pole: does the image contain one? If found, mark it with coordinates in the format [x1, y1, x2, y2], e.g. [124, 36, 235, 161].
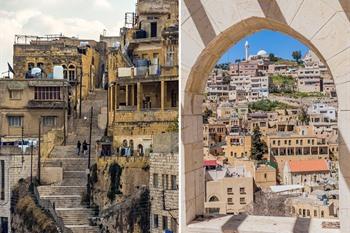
[21, 125, 24, 164]
[30, 141, 33, 185]
[38, 118, 41, 184]
[106, 85, 109, 136]
[87, 106, 93, 207]
[79, 68, 83, 119]
[63, 80, 67, 145]
[75, 67, 78, 119]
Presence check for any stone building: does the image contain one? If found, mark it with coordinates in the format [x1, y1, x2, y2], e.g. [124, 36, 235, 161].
[286, 195, 338, 219]
[106, 0, 179, 149]
[224, 133, 252, 163]
[283, 159, 331, 186]
[150, 133, 178, 233]
[254, 163, 277, 189]
[0, 79, 69, 142]
[267, 132, 330, 176]
[13, 35, 105, 99]
[204, 165, 254, 215]
[0, 146, 38, 233]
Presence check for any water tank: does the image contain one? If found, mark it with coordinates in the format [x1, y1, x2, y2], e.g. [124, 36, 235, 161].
[53, 66, 64, 79]
[31, 67, 41, 77]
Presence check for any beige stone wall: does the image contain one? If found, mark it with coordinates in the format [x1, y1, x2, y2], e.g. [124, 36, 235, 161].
[150, 152, 178, 233]
[205, 177, 253, 215]
[40, 127, 64, 159]
[92, 156, 149, 209]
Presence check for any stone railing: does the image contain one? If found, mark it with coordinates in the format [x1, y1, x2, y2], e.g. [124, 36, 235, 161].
[32, 184, 71, 233]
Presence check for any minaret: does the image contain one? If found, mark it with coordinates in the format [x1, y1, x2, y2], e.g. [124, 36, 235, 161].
[245, 41, 249, 61]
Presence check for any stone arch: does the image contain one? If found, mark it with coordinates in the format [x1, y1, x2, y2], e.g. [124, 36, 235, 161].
[181, 0, 350, 231]
[208, 195, 220, 202]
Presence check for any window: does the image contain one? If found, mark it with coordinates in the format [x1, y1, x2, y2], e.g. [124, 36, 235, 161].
[314, 210, 317, 217]
[8, 116, 22, 127]
[240, 187, 245, 194]
[0, 217, 8, 233]
[1, 160, 5, 201]
[166, 45, 175, 66]
[34, 87, 61, 100]
[171, 175, 177, 190]
[9, 90, 22, 100]
[264, 173, 267, 179]
[227, 198, 233, 204]
[68, 65, 76, 81]
[153, 173, 158, 188]
[42, 116, 56, 127]
[162, 174, 168, 189]
[162, 216, 168, 230]
[153, 214, 159, 228]
[240, 197, 246, 204]
[227, 188, 233, 194]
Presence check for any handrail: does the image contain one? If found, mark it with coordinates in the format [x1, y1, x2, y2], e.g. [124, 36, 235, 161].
[32, 184, 72, 233]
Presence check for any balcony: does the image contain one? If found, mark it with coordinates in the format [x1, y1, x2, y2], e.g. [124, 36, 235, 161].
[27, 100, 65, 109]
[112, 109, 177, 124]
[187, 214, 340, 233]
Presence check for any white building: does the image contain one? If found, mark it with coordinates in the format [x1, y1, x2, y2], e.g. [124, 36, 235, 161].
[308, 103, 337, 122]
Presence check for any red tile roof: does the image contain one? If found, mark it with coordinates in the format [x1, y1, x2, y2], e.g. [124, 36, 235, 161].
[288, 159, 329, 173]
[204, 160, 217, 167]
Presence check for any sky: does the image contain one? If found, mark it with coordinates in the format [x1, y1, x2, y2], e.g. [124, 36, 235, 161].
[0, 0, 135, 73]
[218, 29, 309, 64]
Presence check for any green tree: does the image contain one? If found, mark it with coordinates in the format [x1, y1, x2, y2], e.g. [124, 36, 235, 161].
[251, 126, 267, 160]
[292, 50, 302, 64]
[269, 53, 278, 62]
[298, 108, 310, 125]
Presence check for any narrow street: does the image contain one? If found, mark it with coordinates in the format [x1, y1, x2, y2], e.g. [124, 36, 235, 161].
[38, 89, 107, 233]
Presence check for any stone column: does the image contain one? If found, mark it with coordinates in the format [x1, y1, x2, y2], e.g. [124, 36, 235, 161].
[125, 84, 129, 106]
[131, 84, 135, 106]
[161, 80, 165, 111]
[137, 82, 142, 111]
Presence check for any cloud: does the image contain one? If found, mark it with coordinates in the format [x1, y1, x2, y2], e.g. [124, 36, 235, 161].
[94, 0, 111, 8]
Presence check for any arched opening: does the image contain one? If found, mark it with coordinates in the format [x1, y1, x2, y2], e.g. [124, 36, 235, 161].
[208, 195, 219, 202]
[137, 144, 144, 156]
[181, 3, 350, 231]
[68, 64, 76, 81]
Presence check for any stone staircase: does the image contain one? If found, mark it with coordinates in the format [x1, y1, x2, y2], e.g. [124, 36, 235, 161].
[38, 89, 107, 233]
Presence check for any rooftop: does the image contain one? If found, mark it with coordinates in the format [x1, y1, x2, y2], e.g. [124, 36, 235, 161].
[187, 215, 340, 233]
[288, 159, 329, 173]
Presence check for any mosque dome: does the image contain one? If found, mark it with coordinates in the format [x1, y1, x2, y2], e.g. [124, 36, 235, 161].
[257, 50, 268, 56]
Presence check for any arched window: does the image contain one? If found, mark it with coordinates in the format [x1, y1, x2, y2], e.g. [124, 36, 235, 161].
[62, 65, 68, 79]
[68, 64, 76, 81]
[137, 144, 144, 156]
[209, 196, 219, 202]
[28, 62, 35, 71]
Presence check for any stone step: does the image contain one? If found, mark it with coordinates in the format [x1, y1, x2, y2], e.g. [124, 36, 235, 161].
[60, 177, 87, 186]
[43, 158, 90, 171]
[56, 208, 95, 225]
[38, 186, 85, 196]
[40, 195, 84, 208]
[66, 225, 99, 233]
[63, 171, 87, 179]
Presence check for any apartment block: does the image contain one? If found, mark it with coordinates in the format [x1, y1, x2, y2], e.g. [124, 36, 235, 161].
[0, 79, 69, 142]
